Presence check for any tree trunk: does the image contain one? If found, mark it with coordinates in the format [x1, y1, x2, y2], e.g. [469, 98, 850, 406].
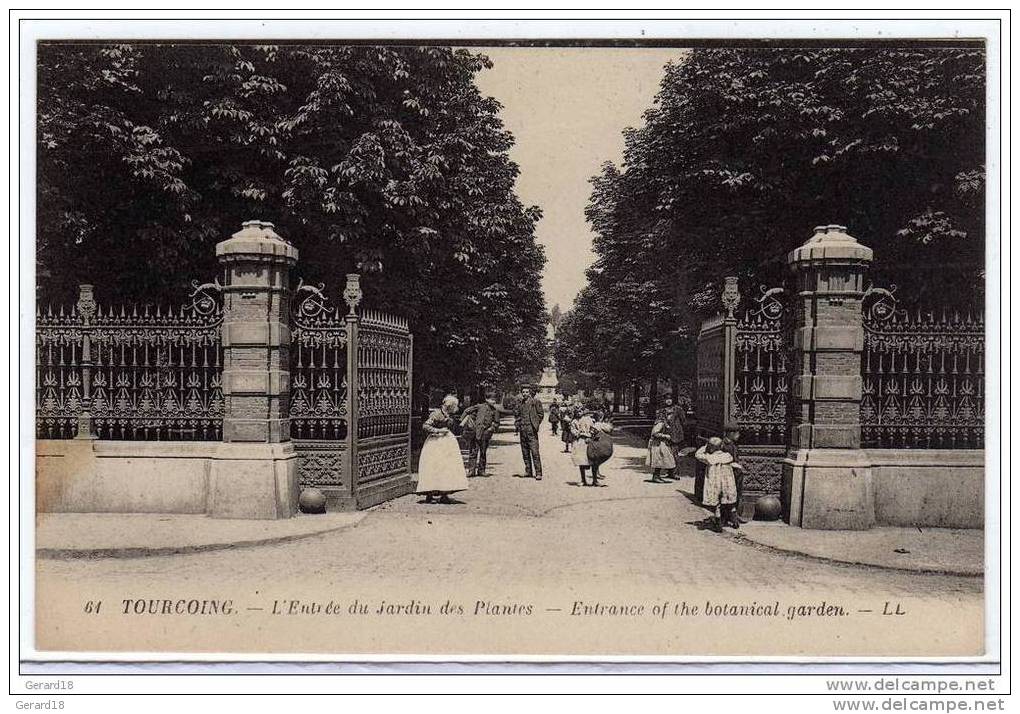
[650, 374, 659, 416]
[631, 380, 640, 416]
[612, 381, 621, 413]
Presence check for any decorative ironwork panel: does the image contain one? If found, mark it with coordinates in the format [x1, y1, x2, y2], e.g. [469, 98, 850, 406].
[293, 440, 348, 489]
[739, 445, 786, 495]
[290, 281, 349, 440]
[36, 282, 224, 440]
[357, 310, 412, 441]
[733, 286, 790, 445]
[357, 438, 411, 484]
[861, 289, 984, 448]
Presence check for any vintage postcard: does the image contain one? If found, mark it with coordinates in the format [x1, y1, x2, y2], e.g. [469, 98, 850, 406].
[22, 18, 998, 664]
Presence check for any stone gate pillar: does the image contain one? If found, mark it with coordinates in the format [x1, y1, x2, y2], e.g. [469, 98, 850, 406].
[208, 220, 299, 519]
[782, 225, 874, 529]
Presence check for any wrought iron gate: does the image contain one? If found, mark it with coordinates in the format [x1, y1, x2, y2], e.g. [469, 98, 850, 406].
[289, 280, 414, 510]
[693, 277, 791, 511]
[731, 284, 791, 506]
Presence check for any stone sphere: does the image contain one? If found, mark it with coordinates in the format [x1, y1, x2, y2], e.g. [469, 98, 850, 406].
[299, 488, 327, 514]
[754, 494, 782, 521]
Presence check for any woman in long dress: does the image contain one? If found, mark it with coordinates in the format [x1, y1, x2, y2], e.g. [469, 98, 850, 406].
[416, 395, 469, 504]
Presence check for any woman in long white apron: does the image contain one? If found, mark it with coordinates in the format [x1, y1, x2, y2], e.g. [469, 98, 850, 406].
[416, 395, 469, 504]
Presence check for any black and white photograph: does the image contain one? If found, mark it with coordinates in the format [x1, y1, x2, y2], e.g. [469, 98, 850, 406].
[13, 12, 1006, 699]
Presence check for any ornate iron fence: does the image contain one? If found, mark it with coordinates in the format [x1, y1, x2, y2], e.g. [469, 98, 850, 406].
[861, 290, 984, 448]
[36, 283, 224, 440]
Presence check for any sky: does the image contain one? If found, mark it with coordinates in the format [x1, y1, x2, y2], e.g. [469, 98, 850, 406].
[473, 47, 689, 312]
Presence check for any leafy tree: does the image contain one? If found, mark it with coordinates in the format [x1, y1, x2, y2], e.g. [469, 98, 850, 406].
[37, 42, 549, 401]
[559, 45, 985, 392]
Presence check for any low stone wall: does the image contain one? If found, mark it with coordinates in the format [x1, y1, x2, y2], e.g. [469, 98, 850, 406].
[37, 440, 219, 514]
[867, 449, 984, 529]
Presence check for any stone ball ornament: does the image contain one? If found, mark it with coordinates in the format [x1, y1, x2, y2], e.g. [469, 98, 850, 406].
[299, 487, 327, 514]
[754, 494, 782, 521]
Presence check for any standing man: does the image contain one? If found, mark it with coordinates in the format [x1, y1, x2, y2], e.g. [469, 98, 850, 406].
[548, 400, 560, 435]
[660, 396, 687, 474]
[462, 391, 503, 477]
[515, 385, 545, 480]
[722, 422, 746, 522]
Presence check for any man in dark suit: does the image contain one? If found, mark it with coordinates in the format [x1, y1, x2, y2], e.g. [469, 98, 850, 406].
[515, 385, 545, 480]
[462, 391, 503, 477]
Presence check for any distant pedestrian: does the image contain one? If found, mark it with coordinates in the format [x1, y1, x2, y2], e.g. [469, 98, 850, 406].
[694, 436, 739, 532]
[549, 401, 560, 435]
[560, 405, 575, 452]
[515, 385, 545, 480]
[416, 395, 469, 504]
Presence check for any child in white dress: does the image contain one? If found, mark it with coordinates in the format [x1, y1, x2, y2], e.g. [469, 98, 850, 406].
[694, 436, 739, 532]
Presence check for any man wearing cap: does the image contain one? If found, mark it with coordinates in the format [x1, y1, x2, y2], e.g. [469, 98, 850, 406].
[461, 391, 505, 477]
[722, 422, 746, 522]
[515, 385, 545, 480]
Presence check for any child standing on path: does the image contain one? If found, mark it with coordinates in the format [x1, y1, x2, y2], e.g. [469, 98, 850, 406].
[560, 406, 575, 452]
[646, 411, 677, 483]
[694, 436, 739, 533]
[570, 409, 595, 485]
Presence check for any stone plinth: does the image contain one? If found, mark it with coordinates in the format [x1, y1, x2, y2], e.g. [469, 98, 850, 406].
[208, 443, 299, 520]
[782, 225, 875, 529]
[211, 220, 299, 519]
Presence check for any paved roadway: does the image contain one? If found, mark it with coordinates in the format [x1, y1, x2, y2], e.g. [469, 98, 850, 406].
[35, 419, 984, 657]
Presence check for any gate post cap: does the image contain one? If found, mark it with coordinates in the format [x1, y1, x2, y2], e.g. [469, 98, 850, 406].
[217, 219, 298, 263]
[789, 224, 873, 265]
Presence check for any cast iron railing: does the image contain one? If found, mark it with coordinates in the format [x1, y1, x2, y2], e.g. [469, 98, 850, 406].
[35, 282, 224, 440]
[861, 289, 984, 448]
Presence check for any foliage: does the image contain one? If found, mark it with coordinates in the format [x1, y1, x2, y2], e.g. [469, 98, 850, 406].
[37, 42, 549, 395]
[558, 45, 985, 386]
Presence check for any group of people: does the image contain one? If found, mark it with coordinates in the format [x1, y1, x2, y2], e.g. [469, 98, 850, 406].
[413, 386, 621, 502]
[413, 387, 744, 532]
[413, 388, 511, 503]
[645, 396, 746, 533]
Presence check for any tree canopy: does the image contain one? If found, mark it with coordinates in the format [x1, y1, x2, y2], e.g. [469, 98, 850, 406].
[557, 45, 985, 391]
[37, 42, 549, 398]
